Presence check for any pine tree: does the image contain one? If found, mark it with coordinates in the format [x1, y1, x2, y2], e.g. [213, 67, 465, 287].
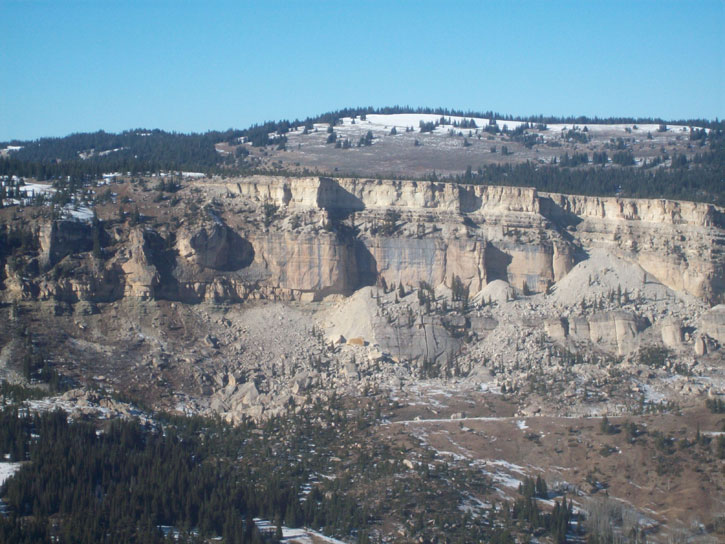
[91, 211, 102, 258]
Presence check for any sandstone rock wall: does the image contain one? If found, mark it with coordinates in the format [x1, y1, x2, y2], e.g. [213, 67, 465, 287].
[541, 193, 718, 226]
[363, 236, 487, 292]
[4, 175, 724, 307]
[39, 220, 92, 269]
[248, 231, 360, 298]
[228, 176, 540, 215]
[222, 176, 723, 300]
[119, 229, 160, 299]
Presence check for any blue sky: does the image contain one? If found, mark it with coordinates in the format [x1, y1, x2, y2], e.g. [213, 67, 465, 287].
[1, 0, 723, 141]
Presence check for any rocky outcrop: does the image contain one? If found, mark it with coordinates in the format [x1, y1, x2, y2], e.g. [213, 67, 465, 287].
[544, 318, 569, 343]
[39, 220, 92, 269]
[177, 224, 254, 271]
[248, 231, 360, 299]
[363, 236, 486, 293]
[3, 175, 723, 308]
[5, 175, 725, 429]
[699, 305, 725, 346]
[585, 311, 649, 356]
[661, 318, 684, 349]
[119, 229, 160, 299]
[540, 193, 724, 301]
[541, 193, 718, 226]
[546, 311, 650, 356]
[224, 176, 722, 301]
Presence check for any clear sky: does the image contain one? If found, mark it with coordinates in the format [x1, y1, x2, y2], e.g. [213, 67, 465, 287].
[1, 0, 723, 141]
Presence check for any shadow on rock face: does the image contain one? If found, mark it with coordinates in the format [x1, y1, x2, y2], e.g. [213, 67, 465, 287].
[484, 243, 512, 283]
[190, 225, 255, 271]
[354, 239, 378, 288]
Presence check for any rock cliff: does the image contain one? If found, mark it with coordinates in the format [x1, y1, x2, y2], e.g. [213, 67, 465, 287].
[4, 175, 723, 306]
[1, 174, 724, 426]
[223, 175, 722, 302]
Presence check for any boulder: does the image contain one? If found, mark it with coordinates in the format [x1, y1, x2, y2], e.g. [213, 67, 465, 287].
[661, 318, 683, 349]
[587, 311, 649, 355]
[694, 335, 707, 356]
[699, 305, 725, 345]
[545, 318, 569, 342]
[235, 381, 259, 405]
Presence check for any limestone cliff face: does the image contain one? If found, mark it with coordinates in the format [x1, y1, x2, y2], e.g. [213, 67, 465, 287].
[362, 236, 485, 293]
[699, 305, 725, 345]
[221, 176, 723, 301]
[230, 176, 540, 215]
[177, 224, 254, 271]
[3, 175, 723, 306]
[225, 177, 572, 294]
[247, 231, 360, 299]
[540, 193, 723, 300]
[578, 311, 650, 356]
[541, 193, 717, 226]
[39, 220, 92, 269]
[119, 229, 160, 299]
[546, 311, 651, 356]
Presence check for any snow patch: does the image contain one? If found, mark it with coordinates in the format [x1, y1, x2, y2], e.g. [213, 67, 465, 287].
[0, 462, 22, 487]
[489, 460, 527, 475]
[355, 114, 701, 136]
[254, 519, 348, 543]
[640, 384, 665, 403]
[64, 205, 94, 222]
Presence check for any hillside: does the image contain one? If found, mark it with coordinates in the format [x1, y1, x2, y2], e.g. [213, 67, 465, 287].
[1, 109, 724, 543]
[0, 170, 724, 541]
[2, 108, 724, 205]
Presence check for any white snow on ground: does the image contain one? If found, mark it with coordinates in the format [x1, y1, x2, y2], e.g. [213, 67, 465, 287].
[434, 450, 468, 461]
[365, 113, 460, 129]
[254, 519, 348, 543]
[343, 114, 701, 136]
[489, 460, 527, 475]
[26, 397, 80, 414]
[490, 471, 522, 489]
[517, 419, 528, 430]
[24, 394, 148, 423]
[458, 493, 492, 517]
[391, 416, 504, 424]
[471, 459, 531, 491]
[408, 421, 531, 497]
[340, 114, 529, 136]
[272, 115, 703, 141]
[65, 205, 94, 222]
[17, 181, 55, 198]
[0, 462, 22, 487]
[1, 181, 95, 223]
[639, 384, 666, 403]
[97, 148, 124, 157]
[478, 382, 502, 394]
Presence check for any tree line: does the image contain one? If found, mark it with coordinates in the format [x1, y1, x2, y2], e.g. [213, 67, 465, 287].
[2, 109, 722, 205]
[0, 405, 371, 544]
[456, 133, 725, 207]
